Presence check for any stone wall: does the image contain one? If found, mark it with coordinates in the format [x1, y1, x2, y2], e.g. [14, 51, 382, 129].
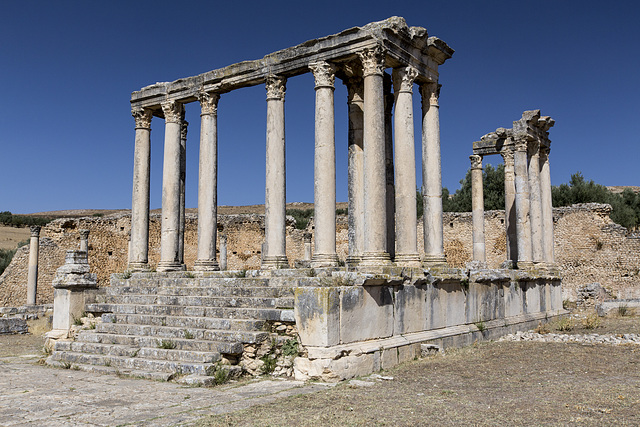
[1, 203, 638, 306]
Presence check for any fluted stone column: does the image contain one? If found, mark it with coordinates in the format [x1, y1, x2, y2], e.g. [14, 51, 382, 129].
[392, 66, 420, 266]
[345, 77, 365, 267]
[129, 108, 153, 271]
[26, 226, 40, 305]
[357, 47, 391, 267]
[219, 235, 228, 271]
[262, 76, 289, 269]
[420, 83, 446, 266]
[158, 100, 185, 271]
[384, 73, 395, 260]
[528, 142, 544, 263]
[194, 92, 221, 271]
[513, 139, 533, 268]
[309, 61, 339, 267]
[501, 150, 517, 265]
[470, 155, 486, 263]
[178, 120, 188, 266]
[539, 147, 555, 265]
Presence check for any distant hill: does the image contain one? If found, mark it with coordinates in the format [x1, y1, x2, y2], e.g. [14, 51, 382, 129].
[607, 186, 640, 194]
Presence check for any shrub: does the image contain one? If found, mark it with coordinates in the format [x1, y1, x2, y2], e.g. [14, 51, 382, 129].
[157, 339, 177, 349]
[0, 248, 17, 276]
[582, 313, 601, 329]
[555, 317, 575, 332]
[286, 209, 313, 230]
[281, 339, 299, 357]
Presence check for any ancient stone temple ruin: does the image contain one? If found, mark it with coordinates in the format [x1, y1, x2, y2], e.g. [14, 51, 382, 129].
[47, 17, 565, 382]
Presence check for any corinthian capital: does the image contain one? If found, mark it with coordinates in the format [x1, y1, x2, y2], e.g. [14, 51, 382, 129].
[132, 108, 153, 129]
[357, 46, 386, 77]
[514, 138, 528, 152]
[30, 225, 41, 237]
[420, 82, 440, 107]
[392, 66, 418, 94]
[500, 149, 515, 167]
[161, 100, 183, 123]
[198, 92, 220, 115]
[309, 61, 336, 89]
[265, 76, 287, 100]
[470, 154, 483, 170]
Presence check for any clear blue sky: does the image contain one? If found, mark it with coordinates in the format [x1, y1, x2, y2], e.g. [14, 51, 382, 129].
[1, 1, 638, 214]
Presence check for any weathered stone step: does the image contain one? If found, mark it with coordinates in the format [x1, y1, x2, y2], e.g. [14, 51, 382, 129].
[48, 351, 217, 375]
[77, 331, 244, 354]
[106, 285, 294, 298]
[88, 303, 295, 321]
[101, 294, 294, 309]
[101, 313, 264, 330]
[54, 340, 222, 363]
[45, 361, 174, 381]
[95, 322, 268, 344]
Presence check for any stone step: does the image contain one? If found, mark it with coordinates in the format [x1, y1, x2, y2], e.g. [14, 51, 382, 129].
[101, 313, 264, 330]
[45, 361, 175, 381]
[54, 340, 222, 363]
[48, 351, 217, 376]
[95, 322, 268, 344]
[106, 285, 294, 298]
[100, 294, 294, 309]
[88, 303, 294, 321]
[77, 331, 244, 354]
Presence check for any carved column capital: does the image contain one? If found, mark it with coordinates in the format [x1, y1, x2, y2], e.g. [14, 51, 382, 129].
[528, 140, 540, 158]
[79, 229, 90, 239]
[392, 65, 418, 94]
[198, 92, 220, 116]
[30, 225, 41, 237]
[500, 149, 515, 167]
[357, 46, 386, 77]
[161, 100, 184, 123]
[309, 61, 336, 89]
[514, 138, 528, 152]
[420, 82, 440, 108]
[345, 77, 364, 104]
[470, 154, 483, 170]
[265, 76, 287, 100]
[132, 108, 153, 129]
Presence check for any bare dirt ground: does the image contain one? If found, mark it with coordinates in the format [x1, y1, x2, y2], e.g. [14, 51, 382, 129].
[197, 314, 640, 426]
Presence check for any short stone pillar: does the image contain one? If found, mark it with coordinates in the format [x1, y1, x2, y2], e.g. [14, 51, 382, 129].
[219, 235, 228, 271]
[49, 250, 97, 337]
[470, 155, 486, 264]
[26, 226, 41, 305]
[79, 229, 90, 258]
[303, 233, 312, 261]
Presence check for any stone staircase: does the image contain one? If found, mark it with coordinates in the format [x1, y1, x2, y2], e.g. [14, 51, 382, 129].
[46, 272, 298, 381]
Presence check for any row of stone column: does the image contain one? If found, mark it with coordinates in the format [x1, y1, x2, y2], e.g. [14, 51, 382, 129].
[129, 48, 447, 271]
[470, 142, 554, 267]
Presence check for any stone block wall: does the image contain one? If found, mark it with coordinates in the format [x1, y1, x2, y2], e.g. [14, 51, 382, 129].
[1, 203, 638, 306]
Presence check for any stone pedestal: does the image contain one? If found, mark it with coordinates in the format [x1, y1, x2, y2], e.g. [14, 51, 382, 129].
[26, 226, 40, 305]
[219, 234, 228, 271]
[48, 250, 97, 337]
[129, 108, 152, 271]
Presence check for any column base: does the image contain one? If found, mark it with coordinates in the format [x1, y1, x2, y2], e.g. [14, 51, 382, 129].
[465, 260, 488, 270]
[346, 255, 362, 268]
[127, 261, 150, 272]
[500, 260, 517, 269]
[422, 254, 447, 268]
[261, 255, 289, 269]
[394, 253, 422, 268]
[193, 259, 220, 271]
[516, 261, 535, 270]
[359, 251, 392, 267]
[311, 253, 340, 268]
[156, 261, 186, 272]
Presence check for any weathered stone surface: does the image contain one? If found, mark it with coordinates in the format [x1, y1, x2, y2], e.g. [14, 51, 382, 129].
[340, 285, 393, 343]
[294, 287, 340, 347]
[0, 318, 27, 334]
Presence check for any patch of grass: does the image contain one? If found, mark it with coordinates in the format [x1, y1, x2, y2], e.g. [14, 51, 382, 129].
[92, 213, 104, 217]
[286, 208, 313, 230]
[555, 317, 575, 332]
[582, 313, 601, 329]
[72, 313, 86, 326]
[474, 321, 486, 332]
[104, 360, 111, 367]
[617, 304, 630, 317]
[184, 330, 194, 340]
[281, 339, 299, 357]
[336, 208, 348, 216]
[261, 354, 277, 374]
[184, 272, 195, 278]
[62, 362, 72, 369]
[89, 322, 96, 330]
[234, 269, 247, 278]
[534, 321, 550, 334]
[122, 270, 132, 279]
[205, 364, 230, 385]
[157, 339, 177, 350]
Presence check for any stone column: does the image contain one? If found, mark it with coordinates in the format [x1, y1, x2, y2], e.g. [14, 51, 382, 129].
[178, 120, 188, 266]
[501, 149, 517, 265]
[303, 233, 312, 261]
[129, 108, 152, 271]
[513, 139, 533, 268]
[345, 77, 365, 267]
[158, 100, 185, 271]
[309, 61, 339, 267]
[358, 46, 391, 267]
[392, 66, 420, 267]
[528, 143, 544, 264]
[26, 226, 40, 305]
[539, 146, 555, 265]
[194, 92, 221, 271]
[384, 72, 395, 260]
[219, 234, 228, 271]
[262, 76, 289, 269]
[420, 83, 446, 266]
[470, 155, 486, 264]
[79, 229, 89, 262]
